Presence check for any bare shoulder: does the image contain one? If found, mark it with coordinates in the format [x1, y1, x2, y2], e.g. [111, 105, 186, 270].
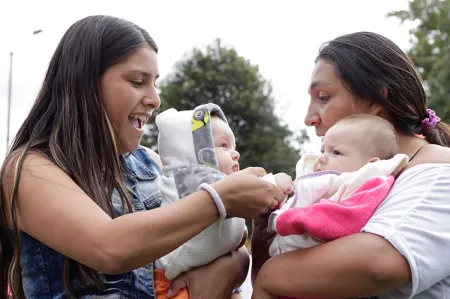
[422, 144, 450, 163]
[142, 146, 162, 168]
[2, 150, 124, 272]
[407, 144, 450, 169]
[2, 151, 86, 202]
[2, 151, 54, 198]
[2, 151, 79, 225]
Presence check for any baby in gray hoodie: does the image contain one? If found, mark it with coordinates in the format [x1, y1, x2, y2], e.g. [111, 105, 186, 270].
[154, 103, 292, 294]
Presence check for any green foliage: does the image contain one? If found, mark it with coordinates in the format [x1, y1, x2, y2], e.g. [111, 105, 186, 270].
[388, 0, 450, 120]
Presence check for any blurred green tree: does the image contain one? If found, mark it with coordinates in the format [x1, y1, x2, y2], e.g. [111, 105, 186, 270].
[389, 0, 450, 120]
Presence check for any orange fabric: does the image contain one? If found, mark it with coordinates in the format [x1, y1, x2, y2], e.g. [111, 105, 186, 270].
[154, 269, 189, 299]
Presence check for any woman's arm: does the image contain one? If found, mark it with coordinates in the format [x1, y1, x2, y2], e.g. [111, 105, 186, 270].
[252, 232, 410, 298]
[253, 152, 450, 298]
[7, 153, 220, 274]
[231, 246, 251, 289]
[168, 246, 250, 298]
[4, 153, 279, 274]
[251, 214, 274, 286]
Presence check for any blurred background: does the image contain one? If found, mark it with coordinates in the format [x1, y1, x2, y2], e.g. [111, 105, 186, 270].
[1, 0, 448, 297]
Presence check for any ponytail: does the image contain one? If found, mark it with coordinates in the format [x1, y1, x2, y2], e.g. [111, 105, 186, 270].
[423, 121, 450, 147]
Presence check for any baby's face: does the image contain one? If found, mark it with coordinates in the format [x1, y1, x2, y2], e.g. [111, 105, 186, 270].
[314, 123, 371, 173]
[211, 117, 240, 175]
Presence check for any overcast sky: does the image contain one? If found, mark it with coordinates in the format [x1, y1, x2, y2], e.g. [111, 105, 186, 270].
[0, 0, 414, 161]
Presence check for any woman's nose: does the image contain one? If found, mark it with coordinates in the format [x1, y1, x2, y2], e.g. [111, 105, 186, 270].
[304, 104, 320, 127]
[142, 87, 161, 109]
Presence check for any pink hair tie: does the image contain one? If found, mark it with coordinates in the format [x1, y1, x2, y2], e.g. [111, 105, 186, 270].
[421, 108, 440, 133]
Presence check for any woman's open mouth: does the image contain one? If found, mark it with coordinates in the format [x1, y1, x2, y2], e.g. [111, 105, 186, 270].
[129, 114, 149, 131]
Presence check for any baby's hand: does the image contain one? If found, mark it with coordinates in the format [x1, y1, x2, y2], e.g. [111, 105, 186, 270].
[274, 173, 294, 195]
[262, 173, 294, 209]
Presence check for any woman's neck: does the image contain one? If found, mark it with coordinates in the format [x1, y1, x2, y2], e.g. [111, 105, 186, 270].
[397, 133, 429, 159]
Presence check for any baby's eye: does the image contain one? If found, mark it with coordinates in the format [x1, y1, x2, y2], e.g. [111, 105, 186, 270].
[332, 150, 341, 156]
[221, 143, 228, 148]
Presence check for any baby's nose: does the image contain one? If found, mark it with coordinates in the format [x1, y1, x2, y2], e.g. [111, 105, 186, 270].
[319, 154, 327, 164]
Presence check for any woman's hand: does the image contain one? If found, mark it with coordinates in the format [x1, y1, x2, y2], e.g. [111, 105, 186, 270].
[168, 247, 250, 299]
[251, 213, 275, 286]
[213, 167, 285, 219]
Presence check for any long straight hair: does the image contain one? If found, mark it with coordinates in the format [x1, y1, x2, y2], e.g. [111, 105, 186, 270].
[0, 15, 158, 298]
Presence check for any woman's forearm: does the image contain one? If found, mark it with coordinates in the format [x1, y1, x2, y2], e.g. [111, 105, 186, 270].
[99, 189, 220, 273]
[255, 233, 411, 298]
[231, 246, 250, 288]
[251, 242, 270, 286]
[251, 220, 272, 286]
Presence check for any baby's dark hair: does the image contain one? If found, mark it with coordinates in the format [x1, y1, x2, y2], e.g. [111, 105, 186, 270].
[337, 114, 399, 160]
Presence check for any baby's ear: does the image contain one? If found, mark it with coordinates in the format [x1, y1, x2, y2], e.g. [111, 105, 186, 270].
[368, 157, 380, 163]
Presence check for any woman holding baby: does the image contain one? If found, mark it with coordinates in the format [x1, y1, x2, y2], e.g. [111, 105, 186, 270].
[251, 32, 450, 299]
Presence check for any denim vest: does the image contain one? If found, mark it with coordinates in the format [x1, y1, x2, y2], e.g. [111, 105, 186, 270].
[20, 147, 163, 298]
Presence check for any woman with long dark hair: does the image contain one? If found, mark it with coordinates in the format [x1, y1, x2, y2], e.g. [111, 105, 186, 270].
[0, 15, 284, 298]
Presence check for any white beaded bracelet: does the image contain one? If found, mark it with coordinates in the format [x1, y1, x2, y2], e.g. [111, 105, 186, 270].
[198, 183, 227, 220]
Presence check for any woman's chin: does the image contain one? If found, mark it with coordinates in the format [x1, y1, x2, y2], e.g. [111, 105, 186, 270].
[118, 140, 140, 155]
[315, 129, 325, 137]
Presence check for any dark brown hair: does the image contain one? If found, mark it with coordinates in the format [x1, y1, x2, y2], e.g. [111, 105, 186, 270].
[317, 31, 450, 147]
[0, 15, 157, 298]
